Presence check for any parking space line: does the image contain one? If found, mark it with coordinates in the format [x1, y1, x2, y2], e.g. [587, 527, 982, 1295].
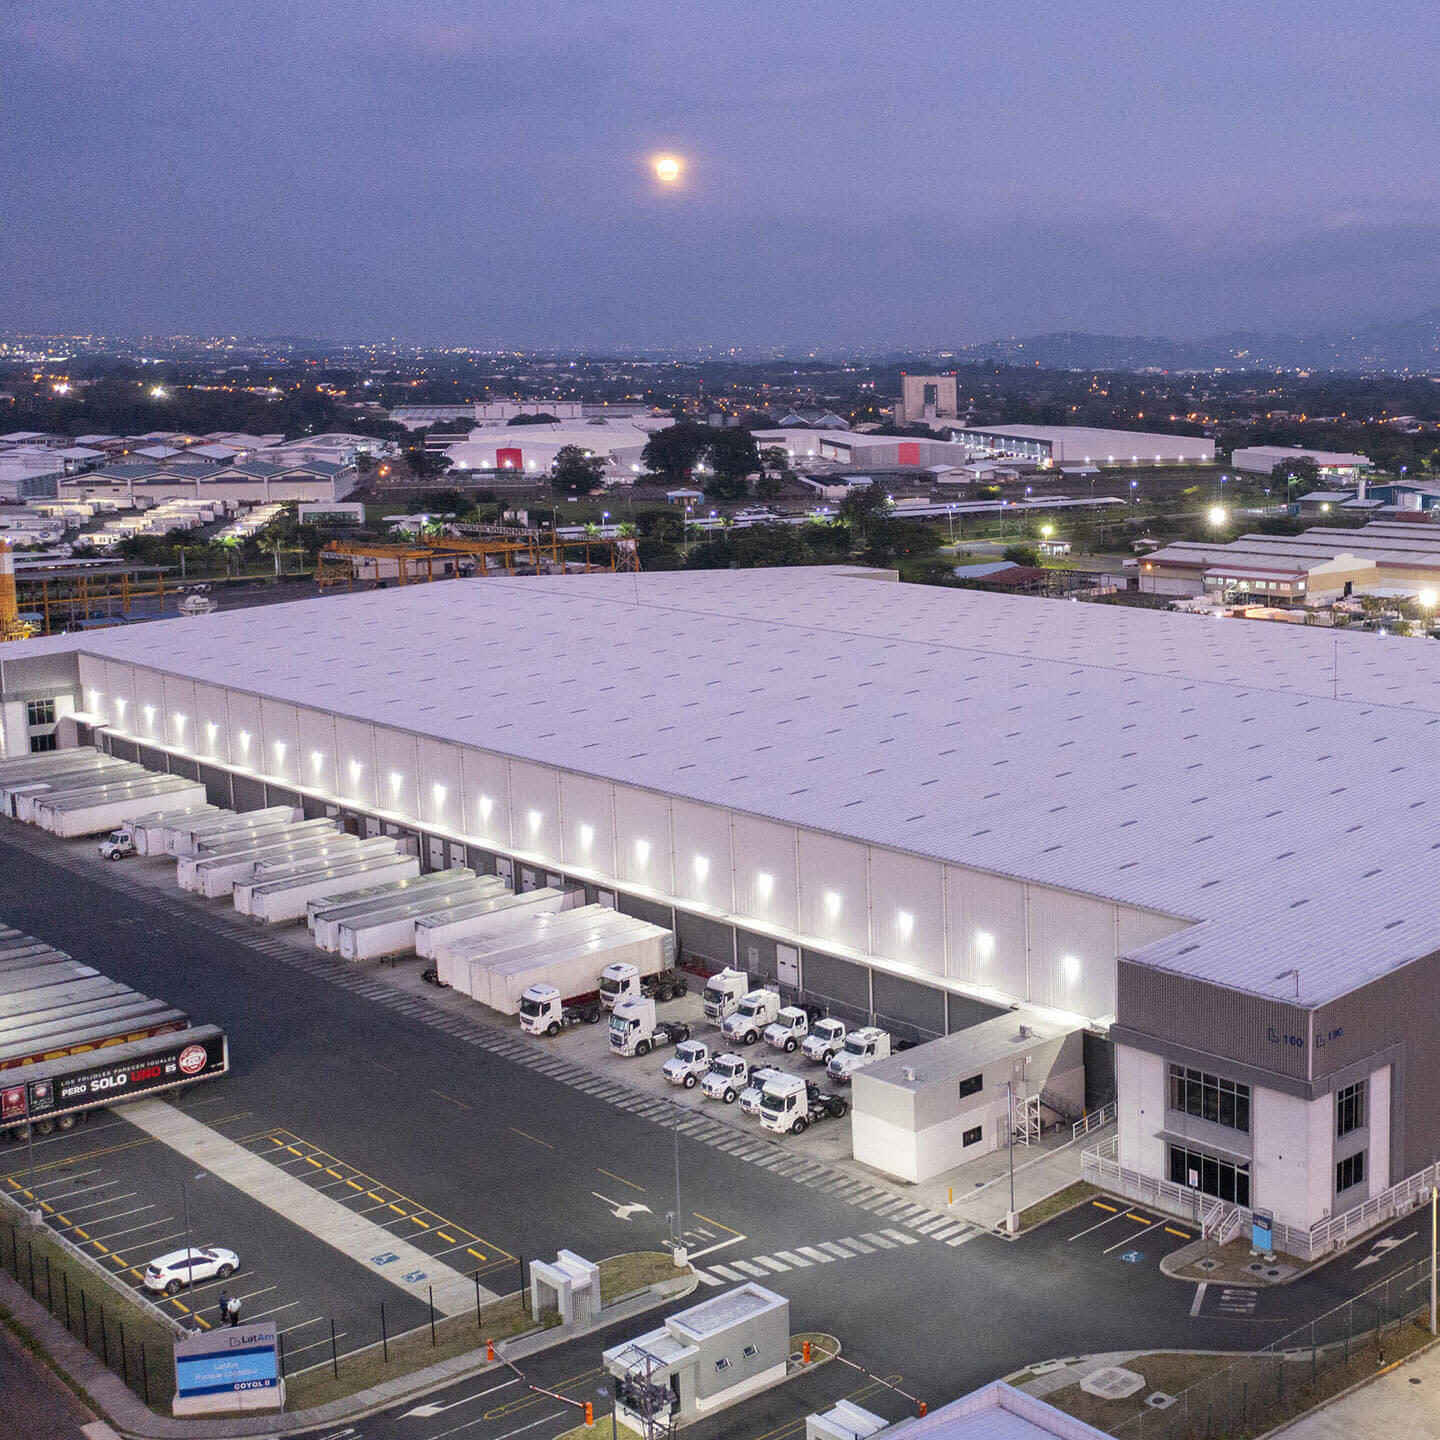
[30, 1169, 104, 1191]
[467, 1246, 488, 1261]
[54, 1193, 139, 1216]
[78, 1204, 156, 1230]
[248, 1300, 301, 1320]
[1102, 1218, 1166, 1255]
[1165, 1226, 1193, 1240]
[279, 1316, 327, 1334]
[1069, 1207, 1134, 1242]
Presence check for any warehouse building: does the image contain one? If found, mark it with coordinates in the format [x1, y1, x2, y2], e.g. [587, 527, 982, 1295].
[1231, 446, 1373, 479]
[1139, 520, 1440, 602]
[1, 570, 1438, 1252]
[952, 426, 1214, 467]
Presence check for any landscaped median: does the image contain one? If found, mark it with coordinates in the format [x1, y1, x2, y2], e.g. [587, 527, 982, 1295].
[1016, 1180, 1098, 1232]
[1, 1198, 181, 1409]
[283, 1251, 693, 1411]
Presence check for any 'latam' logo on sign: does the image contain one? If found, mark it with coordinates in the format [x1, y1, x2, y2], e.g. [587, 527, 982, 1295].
[178, 1045, 209, 1076]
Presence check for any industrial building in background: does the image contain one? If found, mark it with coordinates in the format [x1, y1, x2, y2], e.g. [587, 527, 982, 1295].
[893, 374, 960, 427]
[1, 568, 1437, 1257]
[952, 425, 1214, 467]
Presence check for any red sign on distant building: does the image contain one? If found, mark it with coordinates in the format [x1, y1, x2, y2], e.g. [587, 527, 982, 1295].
[496, 447, 523, 470]
[898, 442, 921, 466]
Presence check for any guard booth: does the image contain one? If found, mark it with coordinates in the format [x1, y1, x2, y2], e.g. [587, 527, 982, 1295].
[603, 1283, 789, 1430]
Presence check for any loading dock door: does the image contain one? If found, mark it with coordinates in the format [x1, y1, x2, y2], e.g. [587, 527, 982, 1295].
[427, 835, 445, 871]
[777, 944, 799, 990]
[519, 865, 539, 892]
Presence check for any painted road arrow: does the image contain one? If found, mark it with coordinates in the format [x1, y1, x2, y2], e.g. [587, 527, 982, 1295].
[592, 1190, 653, 1221]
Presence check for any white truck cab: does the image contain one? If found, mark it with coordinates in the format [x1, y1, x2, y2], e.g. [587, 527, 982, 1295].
[720, 988, 781, 1046]
[739, 1066, 784, 1115]
[801, 1017, 847, 1064]
[759, 1073, 849, 1134]
[701, 1052, 751, 1103]
[97, 826, 137, 861]
[518, 982, 602, 1035]
[763, 1006, 812, 1053]
[609, 996, 690, 1057]
[826, 1026, 891, 1083]
[662, 1039, 711, 1088]
[701, 968, 750, 1025]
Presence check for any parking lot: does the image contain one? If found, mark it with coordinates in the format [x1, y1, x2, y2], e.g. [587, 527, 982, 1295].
[1, 1089, 436, 1366]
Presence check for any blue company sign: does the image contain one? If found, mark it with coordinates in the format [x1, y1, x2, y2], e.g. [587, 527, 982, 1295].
[1267, 1026, 1343, 1049]
[1251, 1209, 1274, 1254]
[174, 1323, 279, 1399]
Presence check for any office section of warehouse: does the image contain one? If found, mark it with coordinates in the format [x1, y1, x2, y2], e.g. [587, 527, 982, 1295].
[2, 567, 1438, 1241]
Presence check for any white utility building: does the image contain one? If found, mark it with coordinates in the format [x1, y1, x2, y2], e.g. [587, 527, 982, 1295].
[1230, 446, 1373, 478]
[1, 568, 1438, 1255]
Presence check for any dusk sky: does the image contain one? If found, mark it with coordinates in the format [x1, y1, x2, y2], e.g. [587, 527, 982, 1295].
[4, 1, 1437, 348]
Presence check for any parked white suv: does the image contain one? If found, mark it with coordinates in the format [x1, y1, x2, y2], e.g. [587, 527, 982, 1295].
[143, 1246, 239, 1295]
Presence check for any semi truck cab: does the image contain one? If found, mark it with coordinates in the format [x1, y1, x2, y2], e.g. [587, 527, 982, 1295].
[826, 1026, 891, 1082]
[720, 988, 781, 1046]
[701, 968, 749, 1024]
[801, 1018, 847, 1064]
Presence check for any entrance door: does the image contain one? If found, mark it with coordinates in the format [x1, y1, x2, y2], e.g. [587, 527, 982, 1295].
[427, 836, 446, 871]
[776, 944, 800, 990]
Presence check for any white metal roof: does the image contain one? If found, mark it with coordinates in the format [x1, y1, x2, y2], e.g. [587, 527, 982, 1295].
[28, 569, 1440, 1008]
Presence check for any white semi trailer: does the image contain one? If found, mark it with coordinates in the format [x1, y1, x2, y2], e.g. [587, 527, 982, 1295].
[237, 850, 419, 924]
[178, 823, 349, 896]
[470, 920, 676, 1017]
[334, 873, 502, 962]
[37, 777, 208, 837]
[163, 806, 302, 856]
[311, 872, 502, 951]
[429, 898, 609, 991]
[15, 765, 147, 823]
[418, 887, 571, 980]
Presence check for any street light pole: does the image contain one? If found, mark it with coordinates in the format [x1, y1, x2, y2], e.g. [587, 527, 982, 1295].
[1431, 1185, 1436, 1337]
[672, 1105, 684, 1265]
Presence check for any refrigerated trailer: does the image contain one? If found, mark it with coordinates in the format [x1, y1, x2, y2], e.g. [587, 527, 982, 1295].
[441, 905, 634, 997]
[419, 887, 571, 979]
[332, 874, 502, 962]
[38, 777, 208, 837]
[310, 870, 498, 951]
[238, 852, 421, 924]
[162, 806, 302, 856]
[127, 805, 219, 855]
[11, 763, 145, 821]
[469, 921, 676, 1017]
[177, 821, 346, 895]
[0, 1025, 228, 1138]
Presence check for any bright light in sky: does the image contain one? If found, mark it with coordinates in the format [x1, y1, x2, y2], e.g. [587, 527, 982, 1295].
[652, 154, 682, 184]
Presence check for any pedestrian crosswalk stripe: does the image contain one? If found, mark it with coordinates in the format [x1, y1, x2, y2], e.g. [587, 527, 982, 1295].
[914, 1217, 952, 1235]
[882, 1229, 919, 1245]
[797, 1245, 834, 1263]
[695, 1269, 721, 1286]
[860, 1233, 895, 1249]
[753, 1256, 789, 1272]
[818, 1241, 853, 1258]
[839, 1236, 874, 1254]
[774, 1250, 811, 1267]
[709, 1264, 744, 1281]
[732, 1260, 770, 1277]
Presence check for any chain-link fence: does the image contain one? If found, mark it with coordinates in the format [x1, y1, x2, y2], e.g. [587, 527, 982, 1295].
[1112, 1257, 1435, 1439]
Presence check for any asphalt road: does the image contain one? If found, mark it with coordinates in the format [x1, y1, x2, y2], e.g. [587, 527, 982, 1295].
[0, 1323, 94, 1440]
[0, 822, 1431, 1434]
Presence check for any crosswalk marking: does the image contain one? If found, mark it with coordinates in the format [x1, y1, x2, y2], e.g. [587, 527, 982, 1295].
[753, 1256, 789, 1272]
[731, 1260, 770, 1277]
[798, 1245, 834, 1263]
[709, 1264, 744, 1281]
[773, 1250, 810, 1267]
[818, 1241, 854, 1258]
[859, 1232, 894, 1249]
[5, 825, 985, 1247]
[839, 1236, 874, 1254]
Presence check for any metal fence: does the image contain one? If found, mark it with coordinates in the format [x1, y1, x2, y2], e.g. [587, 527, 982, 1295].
[1082, 1136, 1440, 1263]
[1110, 1256, 1436, 1439]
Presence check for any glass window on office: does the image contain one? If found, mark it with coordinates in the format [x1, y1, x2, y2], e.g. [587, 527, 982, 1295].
[1336, 1080, 1366, 1138]
[1168, 1064, 1250, 1133]
[1336, 1152, 1365, 1194]
[26, 698, 56, 728]
[1169, 1143, 1251, 1208]
[962, 1125, 982, 1147]
[28, 732, 58, 753]
[958, 1073, 982, 1100]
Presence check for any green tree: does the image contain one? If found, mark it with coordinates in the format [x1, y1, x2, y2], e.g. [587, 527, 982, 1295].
[642, 421, 711, 478]
[550, 445, 606, 494]
[760, 446, 788, 472]
[754, 471, 784, 501]
[507, 412, 561, 426]
[1003, 543, 1043, 567]
[1270, 456, 1320, 496]
[837, 483, 892, 531]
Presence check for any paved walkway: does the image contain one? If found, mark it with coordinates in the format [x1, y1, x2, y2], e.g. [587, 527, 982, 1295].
[931, 1125, 1104, 1233]
[124, 1099, 492, 1316]
[1269, 1336, 1440, 1439]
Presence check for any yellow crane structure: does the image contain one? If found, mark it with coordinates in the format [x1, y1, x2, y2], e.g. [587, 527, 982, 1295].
[0, 543, 35, 642]
[315, 531, 639, 591]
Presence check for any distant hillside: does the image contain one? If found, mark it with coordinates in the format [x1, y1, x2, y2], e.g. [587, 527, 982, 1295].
[958, 310, 1440, 374]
